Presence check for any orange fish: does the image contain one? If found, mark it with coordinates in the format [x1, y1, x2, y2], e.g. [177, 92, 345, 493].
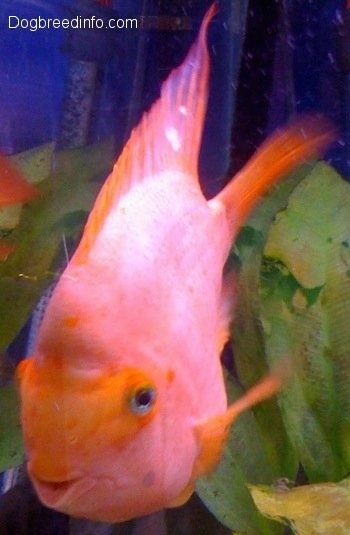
[0, 155, 38, 260]
[17, 4, 333, 523]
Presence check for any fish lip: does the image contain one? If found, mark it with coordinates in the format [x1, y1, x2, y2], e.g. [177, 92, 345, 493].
[28, 464, 95, 510]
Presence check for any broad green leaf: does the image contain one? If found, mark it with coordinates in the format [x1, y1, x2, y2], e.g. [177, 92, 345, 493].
[229, 166, 315, 479]
[197, 161, 350, 532]
[261, 163, 350, 480]
[0, 205, 22, 231]
[264, 163, 350, 288]
[0, 138, 115, 352]
[12, 142, 54, 184]
[0, 384, 23, 471]
[197, 165, 316, 533]
[249, 477, 350, 534]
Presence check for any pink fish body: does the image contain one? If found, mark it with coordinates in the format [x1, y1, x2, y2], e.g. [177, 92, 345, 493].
[17, 4, 333, 523]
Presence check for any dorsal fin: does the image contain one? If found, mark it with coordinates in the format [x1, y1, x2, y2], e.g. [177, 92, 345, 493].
[213, 117, 336, 241]
[73, 4, 217, 264]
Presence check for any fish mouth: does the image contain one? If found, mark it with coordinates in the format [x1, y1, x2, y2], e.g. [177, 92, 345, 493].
[28, 463, 96, 511]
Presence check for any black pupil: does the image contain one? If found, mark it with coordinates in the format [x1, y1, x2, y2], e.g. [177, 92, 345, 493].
[135, 388, 153, 408]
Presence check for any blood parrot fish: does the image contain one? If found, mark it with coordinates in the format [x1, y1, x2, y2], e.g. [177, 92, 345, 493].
[0, 155, 38, 260]
[17, 4, 334, 522]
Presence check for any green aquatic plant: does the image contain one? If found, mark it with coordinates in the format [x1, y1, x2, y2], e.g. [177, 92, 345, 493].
[197, 162, 350, 533]
[261, 163, 350, 482]
[0, 138, 115, 352]
[0, 384, 22, 472]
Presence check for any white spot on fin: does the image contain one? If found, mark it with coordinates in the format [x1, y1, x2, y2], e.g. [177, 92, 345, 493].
[165, 127, 181, 152]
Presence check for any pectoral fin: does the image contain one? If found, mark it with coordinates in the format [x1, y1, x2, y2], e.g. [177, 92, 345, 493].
[192, 371, 285, 479]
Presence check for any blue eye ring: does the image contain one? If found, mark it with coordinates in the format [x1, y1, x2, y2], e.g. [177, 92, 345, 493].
[129, 385, 157, 415]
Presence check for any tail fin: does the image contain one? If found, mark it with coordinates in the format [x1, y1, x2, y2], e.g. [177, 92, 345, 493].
[214, 117, 336, 238]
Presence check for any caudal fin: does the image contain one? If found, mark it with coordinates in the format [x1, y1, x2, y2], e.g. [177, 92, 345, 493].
[215, 117, 336, 239]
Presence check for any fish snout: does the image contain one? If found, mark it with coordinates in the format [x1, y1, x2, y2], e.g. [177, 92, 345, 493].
[28, 463, 95, 512]
[27, 456, 80, 485]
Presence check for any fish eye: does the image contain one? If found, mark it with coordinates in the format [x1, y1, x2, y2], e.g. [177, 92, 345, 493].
[129, 386, 157, 415]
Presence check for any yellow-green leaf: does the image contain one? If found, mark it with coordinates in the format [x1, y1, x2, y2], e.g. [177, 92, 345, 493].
[249, 477, 350, 534]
